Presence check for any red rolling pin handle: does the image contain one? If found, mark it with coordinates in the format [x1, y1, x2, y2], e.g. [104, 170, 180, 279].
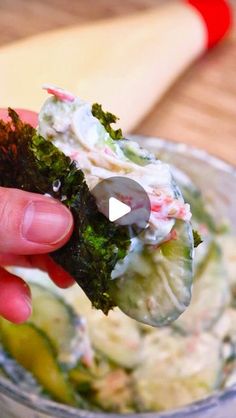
[186, 0, 233, 49]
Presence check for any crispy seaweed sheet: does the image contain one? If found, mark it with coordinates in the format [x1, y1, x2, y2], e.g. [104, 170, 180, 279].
[92, 103, 123, 140]
[0, 109, 130, 313]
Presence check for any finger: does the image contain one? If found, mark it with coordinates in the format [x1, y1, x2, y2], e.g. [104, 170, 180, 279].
[0, 267, 32, 323]
[0, 253, 33, 267]
[0, 253, 75, 288]
[0, 108, 38, 128]
[0, 188, 73, 255]
[34, 255, 75, 288]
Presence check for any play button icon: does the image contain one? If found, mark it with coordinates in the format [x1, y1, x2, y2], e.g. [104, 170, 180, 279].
[109, 197, 131, 222]
[91, 176, 151, 237]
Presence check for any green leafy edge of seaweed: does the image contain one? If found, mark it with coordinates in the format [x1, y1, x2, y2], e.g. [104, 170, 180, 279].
[193, 230, 203, 248]
[92, 103, 123, 140]
[0, 109, 130, 313]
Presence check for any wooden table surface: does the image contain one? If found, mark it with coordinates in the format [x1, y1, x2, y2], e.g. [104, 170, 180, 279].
[0, 0, 236, 165]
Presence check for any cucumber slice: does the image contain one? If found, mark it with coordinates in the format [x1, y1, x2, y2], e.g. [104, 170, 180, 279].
[120, 140, 155, 166]
[0, 321, 77, 405]
[133, 331, 222, 412]
[85, 308, 142, 369]
[110, 220, 194, 327]
[174, 242, 230, 334]
[182, 185, 217, 232]
[171, 166, 219, 233]
[29, 283, 87, 365]
[63, 286, 143, 369]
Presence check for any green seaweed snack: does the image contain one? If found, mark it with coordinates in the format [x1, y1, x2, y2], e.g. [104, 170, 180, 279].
[0, 84, 195, 326]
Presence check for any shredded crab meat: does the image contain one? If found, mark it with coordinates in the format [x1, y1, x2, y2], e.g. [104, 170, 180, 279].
[40, 86, 192, 237]
[43, 84, 76, 102]
[150, 194, 191, 222]
[69, 150, 191, 224]
[79, 156, 189, 223]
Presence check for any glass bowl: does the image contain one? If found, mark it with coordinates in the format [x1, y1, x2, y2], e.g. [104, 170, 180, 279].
[0, 136, 236, 418]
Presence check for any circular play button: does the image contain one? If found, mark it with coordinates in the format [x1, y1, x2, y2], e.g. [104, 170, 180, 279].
[91, 176, 151, 237]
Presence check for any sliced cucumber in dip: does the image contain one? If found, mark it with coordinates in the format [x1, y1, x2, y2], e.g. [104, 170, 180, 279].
[174, 242, 230, 334]
[171, 166, 219, 233]
[29, 283, 83, 365]
[62, 286, 143, 369]
[84, 308, 143, 369]
[181, 183, 224, 234]
[119, 140, 155, 166]
[110, 220, 194, 327]
[133, 331, 222, 411]
[0, 321, 77, 405]
[38, 89, 195, 323]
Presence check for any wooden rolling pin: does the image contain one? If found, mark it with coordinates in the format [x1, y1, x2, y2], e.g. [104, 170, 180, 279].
[0, 0, 232, 131]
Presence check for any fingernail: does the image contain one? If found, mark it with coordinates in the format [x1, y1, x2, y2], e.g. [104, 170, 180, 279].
[22, 201, 72, 244]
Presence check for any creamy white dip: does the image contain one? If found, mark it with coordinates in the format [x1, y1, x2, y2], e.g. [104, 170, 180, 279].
[38, 85, 191, 248]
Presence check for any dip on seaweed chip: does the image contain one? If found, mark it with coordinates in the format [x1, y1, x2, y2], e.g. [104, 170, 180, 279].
[0, 85, 196, 327]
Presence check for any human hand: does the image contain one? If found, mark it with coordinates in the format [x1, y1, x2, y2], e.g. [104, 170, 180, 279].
[0, 109, 75, 324]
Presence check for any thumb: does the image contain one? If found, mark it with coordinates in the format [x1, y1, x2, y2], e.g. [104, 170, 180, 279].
[0, 187, 73, 255]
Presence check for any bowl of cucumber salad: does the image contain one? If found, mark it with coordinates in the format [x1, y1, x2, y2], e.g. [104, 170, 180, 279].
[0, 136, 236, 418]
